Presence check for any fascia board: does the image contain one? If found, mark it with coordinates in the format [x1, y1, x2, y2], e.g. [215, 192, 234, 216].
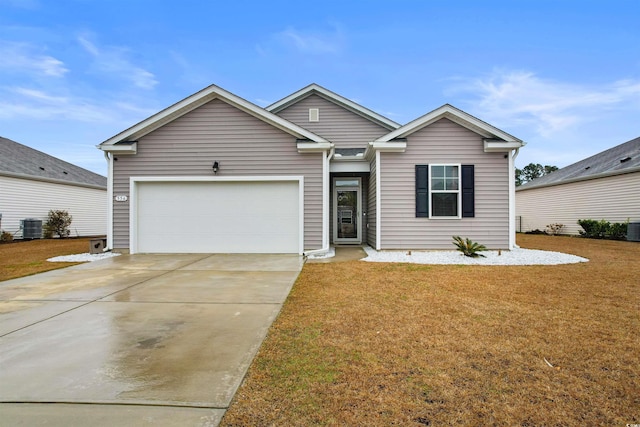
[0, 171, 107, 190]
[99, 84, 327, 147]
[297, 142, 334, 153]
[267, 84, 400, 130]
[377, 105, 522, 143]
[97, 142, 138, 154]
[369, 141, 407, 152]
[483, 140, 525, 152]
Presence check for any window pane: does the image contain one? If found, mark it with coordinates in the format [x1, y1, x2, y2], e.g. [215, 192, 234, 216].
[432, 193, 458, 216]
[446, 177, 459, 190]
[336, 179, 359, 187]
[431, 178, 444, 191]
[446, 165, 458, 177]
[431, 165, 445, 178]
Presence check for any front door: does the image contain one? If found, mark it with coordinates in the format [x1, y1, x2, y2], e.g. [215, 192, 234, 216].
[333, 178, 361, 244]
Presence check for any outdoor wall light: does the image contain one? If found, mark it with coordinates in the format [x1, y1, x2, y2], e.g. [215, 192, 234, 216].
[212, 161, 219, 174]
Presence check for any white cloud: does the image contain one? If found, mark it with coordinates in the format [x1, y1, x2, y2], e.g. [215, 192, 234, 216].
[448, 70, 640, 137]
[265, 23, 346, 55]
[77, 34, 158, 90]
[0, 41, 68, 77]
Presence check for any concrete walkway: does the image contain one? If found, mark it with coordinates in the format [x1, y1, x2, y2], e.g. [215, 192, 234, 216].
[0, 253, 303, 426]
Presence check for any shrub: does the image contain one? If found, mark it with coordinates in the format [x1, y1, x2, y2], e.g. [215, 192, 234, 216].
[45, 210, 72, 238]
[452, 236, 487, 258]
[1, 230, 13, 242]
[578, 219, 628, 240]
[545, 223, 564, 235]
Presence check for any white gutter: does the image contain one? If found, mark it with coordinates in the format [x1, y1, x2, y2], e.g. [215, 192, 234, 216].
[303, 147, 335, 257]
[509, 148, 520, 249]
[104, 151, 114, 251]
[376, 150, 381, 250]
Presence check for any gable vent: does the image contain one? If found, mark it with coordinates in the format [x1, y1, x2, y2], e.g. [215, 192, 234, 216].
[309, 108, 319, 122]
[620, 156, 632, 163]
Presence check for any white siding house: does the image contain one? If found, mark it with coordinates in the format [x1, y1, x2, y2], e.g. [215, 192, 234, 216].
[0, 137, 107, 239]
[516, 137, 640, 236]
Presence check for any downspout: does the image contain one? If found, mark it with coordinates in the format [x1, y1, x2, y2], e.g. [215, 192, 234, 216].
[103, 151, 114, 251]
[509, 148, 520, 249]
[303, 147, 335, 256]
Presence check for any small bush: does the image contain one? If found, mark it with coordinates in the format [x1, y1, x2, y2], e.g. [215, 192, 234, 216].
[525, 229, 546, 235]
[452, 236, 487, 258]
[45, 210, 72, 238]
[578, 219, 628, 240]
[545, 223, 565, 235]
[1, 230, 13, 242]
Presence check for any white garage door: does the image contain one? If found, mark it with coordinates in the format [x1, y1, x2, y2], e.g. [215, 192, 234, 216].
[134, 180, 301, 254]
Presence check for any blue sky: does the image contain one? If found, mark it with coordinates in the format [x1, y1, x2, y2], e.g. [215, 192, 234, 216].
[1, 0, 639, 176]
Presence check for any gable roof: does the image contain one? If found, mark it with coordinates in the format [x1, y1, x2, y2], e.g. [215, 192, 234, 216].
[518, 136, 640, 191]
[375, 104, 523, 146]
[0, 136, 107, 189]
[266, 83, 401, 131]
[98, 84, 328, 148]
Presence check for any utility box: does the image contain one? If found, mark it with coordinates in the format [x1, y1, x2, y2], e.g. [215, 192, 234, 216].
[627, 222, 640, 242]
[90, 238, 106, 254]
[23, 219, 43, 239]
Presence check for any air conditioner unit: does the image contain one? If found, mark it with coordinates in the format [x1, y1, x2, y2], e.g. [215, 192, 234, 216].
[22, 218, 43, 239]
[627, 222, 640, 242]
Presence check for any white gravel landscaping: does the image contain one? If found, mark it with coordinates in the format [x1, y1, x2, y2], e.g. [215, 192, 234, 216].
[361, 246, 588, 265]
[47, 252, 121, 263]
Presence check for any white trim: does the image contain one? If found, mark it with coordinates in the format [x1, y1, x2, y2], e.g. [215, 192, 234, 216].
[483, 139, 524, 152]
[297, 141, 334, 152]
[97, 142, 137, 154]
[99, 84, 327, 147]
[375, 150, 381, 250]
[516, 165, 640, 191]
[509, 149, 519, 249]
[129, 176, 304, 255]
[376, 104, 523, 144]
[105, 152, 113, 250]
[333, 177, 362, 244]
[0, 171, 106, 191]
[266, 83, 400, 130]
[329, 161, 370, 173]
[428, 164, 462, 219]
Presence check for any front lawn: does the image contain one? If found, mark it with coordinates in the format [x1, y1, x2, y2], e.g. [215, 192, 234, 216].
[0, 238, 93, 281]
[221, 235, 639, 426]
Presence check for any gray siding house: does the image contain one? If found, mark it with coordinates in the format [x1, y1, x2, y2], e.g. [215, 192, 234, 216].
[1, 137, 107, 238]
[98, 84, 523, 254]
[517, 136, 640, 235]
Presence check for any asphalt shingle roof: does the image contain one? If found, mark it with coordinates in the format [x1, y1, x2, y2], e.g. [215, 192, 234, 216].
[0, 137, 107, 188]
[518, 136, 640, 190]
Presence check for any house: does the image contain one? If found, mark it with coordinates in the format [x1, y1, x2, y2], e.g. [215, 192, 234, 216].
[97, 83, 524, 254]
[0, 137, 107, 238]
[516, 136, 640, 235]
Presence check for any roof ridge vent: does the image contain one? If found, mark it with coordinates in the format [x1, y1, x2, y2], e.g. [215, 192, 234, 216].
[620, 156, 632, 163]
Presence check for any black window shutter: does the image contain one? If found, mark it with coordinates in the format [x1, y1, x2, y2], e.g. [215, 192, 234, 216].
[416, 165, 429, 217]
[461, 164, 475, 218]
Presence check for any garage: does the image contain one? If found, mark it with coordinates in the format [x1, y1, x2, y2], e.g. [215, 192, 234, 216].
[132, 177, 303, 254]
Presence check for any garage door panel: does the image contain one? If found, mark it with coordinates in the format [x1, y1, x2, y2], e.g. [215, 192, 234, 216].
[135, 181, 300, 254]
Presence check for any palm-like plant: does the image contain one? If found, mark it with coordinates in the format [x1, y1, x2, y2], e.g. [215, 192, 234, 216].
[452, 236, 487, 258]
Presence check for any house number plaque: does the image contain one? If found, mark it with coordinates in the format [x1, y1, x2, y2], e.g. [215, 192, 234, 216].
[114, 195, 128, 202]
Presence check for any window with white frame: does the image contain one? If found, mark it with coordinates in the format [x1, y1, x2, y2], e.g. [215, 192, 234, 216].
[430, 164, 460, 217]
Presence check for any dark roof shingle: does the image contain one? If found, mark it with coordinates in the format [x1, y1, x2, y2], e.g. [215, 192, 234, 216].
[518, 136, 640, 190]
[0, 137, 107, 188]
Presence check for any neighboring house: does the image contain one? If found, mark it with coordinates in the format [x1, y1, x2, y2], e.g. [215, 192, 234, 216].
[516, 136, 640, 235]
[0, 137, 107, 238]
[97, 83, 524, 254]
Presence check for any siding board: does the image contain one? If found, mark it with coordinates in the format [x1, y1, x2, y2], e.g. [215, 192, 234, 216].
[275, 94, 389, 149]
[380, 118, 509, 249]
[0, 176, 106, 238]
[516, 172, 640, 235]
[112, 99, 323, 250]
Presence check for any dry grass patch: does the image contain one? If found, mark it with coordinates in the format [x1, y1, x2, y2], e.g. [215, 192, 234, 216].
[222, 235, 639, 426]
[0, 238, 93, 281]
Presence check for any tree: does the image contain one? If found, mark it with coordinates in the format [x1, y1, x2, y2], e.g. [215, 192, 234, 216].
[44, 210, 72, 238]
[515, 163, 558, 186]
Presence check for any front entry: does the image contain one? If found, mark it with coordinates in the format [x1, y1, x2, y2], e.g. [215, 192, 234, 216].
[333, 178, 362, 244]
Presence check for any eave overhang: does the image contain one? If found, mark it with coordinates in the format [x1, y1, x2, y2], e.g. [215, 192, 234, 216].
[297, 141, 334, 153]
[483, 139, 525, 152]
[97, 141, 138, 154]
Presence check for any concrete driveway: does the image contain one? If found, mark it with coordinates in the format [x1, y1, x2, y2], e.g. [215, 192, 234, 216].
[0, 253, 303, 426]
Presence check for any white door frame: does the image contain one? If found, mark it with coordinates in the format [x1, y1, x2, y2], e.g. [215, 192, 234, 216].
[332, 177, 362, 244]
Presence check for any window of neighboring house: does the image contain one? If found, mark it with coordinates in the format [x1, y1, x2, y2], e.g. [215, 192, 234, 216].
[416, 164, 474, 218]
[430, 164, 460, 217]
